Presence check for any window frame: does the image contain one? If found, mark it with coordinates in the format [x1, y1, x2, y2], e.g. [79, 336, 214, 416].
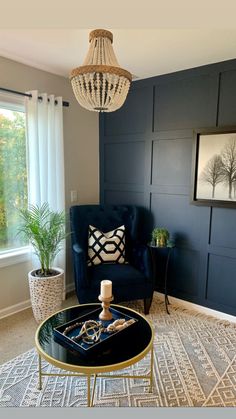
[0, 93, 30, 267]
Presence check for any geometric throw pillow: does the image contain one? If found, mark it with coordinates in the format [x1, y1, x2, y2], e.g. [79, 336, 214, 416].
[87, 225, 125, 266]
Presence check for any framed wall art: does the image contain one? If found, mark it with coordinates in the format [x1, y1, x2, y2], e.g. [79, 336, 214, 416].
[192, 127, 236, 207]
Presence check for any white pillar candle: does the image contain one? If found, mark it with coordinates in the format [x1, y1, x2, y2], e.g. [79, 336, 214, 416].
[100, 280, 112, 299]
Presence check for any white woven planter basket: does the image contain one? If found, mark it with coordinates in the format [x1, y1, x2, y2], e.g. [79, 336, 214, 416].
[28, 268, 64, 323]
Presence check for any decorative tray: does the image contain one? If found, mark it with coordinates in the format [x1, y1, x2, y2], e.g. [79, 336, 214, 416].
[53, 307, 138, 357]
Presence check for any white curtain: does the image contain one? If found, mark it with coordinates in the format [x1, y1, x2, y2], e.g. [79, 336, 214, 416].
[25, 90, 66, 284]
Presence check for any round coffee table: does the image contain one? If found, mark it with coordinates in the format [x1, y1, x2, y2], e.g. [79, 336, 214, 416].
[35, 303, 154, 407]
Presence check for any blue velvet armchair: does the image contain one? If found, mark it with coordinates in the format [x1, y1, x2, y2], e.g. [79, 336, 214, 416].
[70, 204, 154, 314]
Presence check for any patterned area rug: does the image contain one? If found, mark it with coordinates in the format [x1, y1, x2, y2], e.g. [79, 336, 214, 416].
[1, 294, 236, 407]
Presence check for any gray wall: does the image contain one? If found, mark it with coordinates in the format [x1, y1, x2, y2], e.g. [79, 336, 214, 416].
[0, 56, 99, 312]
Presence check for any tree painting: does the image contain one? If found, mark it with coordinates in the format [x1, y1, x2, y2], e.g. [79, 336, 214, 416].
[200, 154, 223, 198]
[220, 139, 236, 199]
[199, 136, 236, 201]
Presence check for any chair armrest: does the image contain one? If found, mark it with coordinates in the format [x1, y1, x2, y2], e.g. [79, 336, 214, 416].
[72, 244, 88, 288]
[130, 243, 153, 281]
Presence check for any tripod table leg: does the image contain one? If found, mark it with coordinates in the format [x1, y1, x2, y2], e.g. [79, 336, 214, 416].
[87, 374, 91, 407]
[38, 354, 42, 390]
[149, 343, 154, 392]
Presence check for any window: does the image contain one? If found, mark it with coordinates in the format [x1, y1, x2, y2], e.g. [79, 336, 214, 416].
[0, 97, 29, 261]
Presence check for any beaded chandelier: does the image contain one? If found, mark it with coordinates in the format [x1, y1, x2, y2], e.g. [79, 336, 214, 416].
[70, 29, 132, 112]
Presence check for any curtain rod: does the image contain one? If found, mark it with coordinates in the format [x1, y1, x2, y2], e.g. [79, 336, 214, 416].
[0, 87, 69, 107]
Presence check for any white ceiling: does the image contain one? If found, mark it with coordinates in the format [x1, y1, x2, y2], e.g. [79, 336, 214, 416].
[1, 29, 236, 80]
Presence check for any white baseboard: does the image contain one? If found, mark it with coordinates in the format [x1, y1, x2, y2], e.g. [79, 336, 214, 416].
[155, 291, 236, 324]
[66, 282, 75, 294]
[0, 299, 32, 320]
[0, 283, 76, 320]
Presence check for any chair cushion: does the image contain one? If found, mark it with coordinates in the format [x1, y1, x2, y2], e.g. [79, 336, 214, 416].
[88, 225, 125, 266]
[88, 263, 146, 287]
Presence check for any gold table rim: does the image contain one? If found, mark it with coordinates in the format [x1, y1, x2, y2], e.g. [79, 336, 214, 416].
[35, 303, 154, 375]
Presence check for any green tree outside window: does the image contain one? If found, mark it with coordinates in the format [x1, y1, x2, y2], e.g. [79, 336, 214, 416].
[0, 109, 28, 251]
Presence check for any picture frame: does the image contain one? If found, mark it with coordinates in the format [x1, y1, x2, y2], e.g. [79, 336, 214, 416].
[192, 127, 236, 208]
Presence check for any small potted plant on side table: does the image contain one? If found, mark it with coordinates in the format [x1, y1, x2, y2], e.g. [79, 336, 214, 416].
[151, 227, 170, 247]
[18, 203, 67, 323]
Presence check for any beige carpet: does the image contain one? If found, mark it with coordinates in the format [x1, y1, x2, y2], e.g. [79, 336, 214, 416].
[0, 295, 236, 407]
[0, 294, 78, 364]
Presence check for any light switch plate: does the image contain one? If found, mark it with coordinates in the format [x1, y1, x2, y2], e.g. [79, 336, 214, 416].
[70, 190, 77, 203]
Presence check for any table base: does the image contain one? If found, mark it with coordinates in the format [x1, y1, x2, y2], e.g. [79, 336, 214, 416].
[37, 342, 154, 407]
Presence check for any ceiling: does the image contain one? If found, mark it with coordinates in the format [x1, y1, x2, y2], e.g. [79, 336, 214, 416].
[1, 29, 236, 81]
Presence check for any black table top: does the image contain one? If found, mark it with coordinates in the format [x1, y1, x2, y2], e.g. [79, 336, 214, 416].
[35, 303, 153, 374]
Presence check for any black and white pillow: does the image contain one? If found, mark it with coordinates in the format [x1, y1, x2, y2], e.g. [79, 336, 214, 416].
[88, 225, 125, 266]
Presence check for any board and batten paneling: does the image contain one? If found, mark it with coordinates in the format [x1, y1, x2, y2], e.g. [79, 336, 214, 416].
[218, 69, 236, 126]
[153, 73, 218, 131]
[103, 85, 153, 137]
[104, 141, 145, 185]
[100, 59, 236, 316]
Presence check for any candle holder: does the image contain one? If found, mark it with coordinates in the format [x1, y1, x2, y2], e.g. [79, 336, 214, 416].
[98, 295, 114, 321]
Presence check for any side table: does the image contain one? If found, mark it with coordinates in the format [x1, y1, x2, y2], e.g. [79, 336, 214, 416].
[148, 244, 174, 314]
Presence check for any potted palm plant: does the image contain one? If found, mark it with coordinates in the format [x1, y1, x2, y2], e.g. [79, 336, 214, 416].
[18, 203, 67, 323]
[151, 227, 170, 247]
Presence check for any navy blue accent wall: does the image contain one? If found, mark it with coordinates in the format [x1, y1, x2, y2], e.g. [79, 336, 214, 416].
[99, 59, 236, 316]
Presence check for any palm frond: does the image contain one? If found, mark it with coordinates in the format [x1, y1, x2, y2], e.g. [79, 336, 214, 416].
[18, 203, 68, 275]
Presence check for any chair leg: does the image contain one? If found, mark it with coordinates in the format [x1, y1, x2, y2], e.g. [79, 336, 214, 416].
[144, 295, 153, 315]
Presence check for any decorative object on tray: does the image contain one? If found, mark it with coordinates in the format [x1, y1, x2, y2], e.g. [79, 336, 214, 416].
[62, 319, 103, 345]
[105, 318, 136, 332]
[98, 279, 113, 320]
[61, 317, 136, 346]
[53, 306, 138, 356]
